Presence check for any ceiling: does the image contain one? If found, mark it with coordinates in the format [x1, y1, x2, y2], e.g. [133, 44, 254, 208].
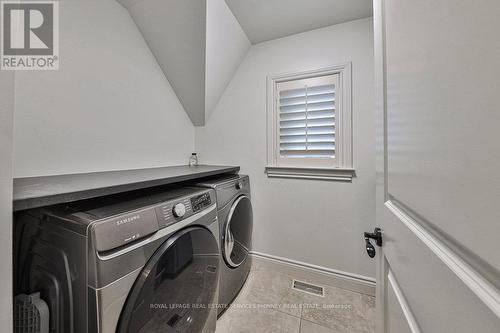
[117, 0, 250, 126]
[115, 0, 372, 125]
[225, 0, 373, 44]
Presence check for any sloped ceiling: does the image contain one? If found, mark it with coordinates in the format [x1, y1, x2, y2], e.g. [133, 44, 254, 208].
[225, 0, 373, 44]
[205, 0, 250, 119]
[116, 0, 250, 126]
[127, 0, 207, 125]
[116, 0, 372, 125]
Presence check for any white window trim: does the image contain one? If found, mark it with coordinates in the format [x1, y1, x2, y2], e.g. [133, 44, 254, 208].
[266, 63, 354, 181]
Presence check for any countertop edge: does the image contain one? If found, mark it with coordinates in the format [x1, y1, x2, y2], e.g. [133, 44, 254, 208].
[13, 165, 240, 211]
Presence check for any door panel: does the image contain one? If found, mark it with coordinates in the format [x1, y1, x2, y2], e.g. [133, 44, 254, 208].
[384, 0, 500, 282]
[386, 271, 413, 333]
[381, 205, 499, 332]
[374, 0, 500, 332]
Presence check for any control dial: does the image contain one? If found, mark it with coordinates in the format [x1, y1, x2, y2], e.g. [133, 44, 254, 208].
[172, 203, 186, 218]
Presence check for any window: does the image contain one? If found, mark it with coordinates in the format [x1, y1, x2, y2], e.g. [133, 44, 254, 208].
[266, 63, 354, 181]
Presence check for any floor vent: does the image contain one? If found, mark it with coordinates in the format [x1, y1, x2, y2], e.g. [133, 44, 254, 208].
[292, 279, 325, 297]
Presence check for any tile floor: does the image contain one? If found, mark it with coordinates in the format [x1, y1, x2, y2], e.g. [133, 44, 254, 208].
[216, 262, 375, 333]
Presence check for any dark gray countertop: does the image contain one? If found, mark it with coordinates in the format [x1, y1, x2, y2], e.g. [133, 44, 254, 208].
[13, 165, 239, 211]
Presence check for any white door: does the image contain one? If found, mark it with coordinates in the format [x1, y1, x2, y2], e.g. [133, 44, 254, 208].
[373, 1, 500, 332]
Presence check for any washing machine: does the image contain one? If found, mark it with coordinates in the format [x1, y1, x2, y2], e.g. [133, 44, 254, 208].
[14, 187, 220, 333]
[196, 175, 253, 314]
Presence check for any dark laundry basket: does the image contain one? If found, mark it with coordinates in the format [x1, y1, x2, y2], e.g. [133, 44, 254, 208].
[14, 292, 49, 333]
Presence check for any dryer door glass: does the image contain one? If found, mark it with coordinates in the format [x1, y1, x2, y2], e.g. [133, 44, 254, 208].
[117, 227, 219, 333]
[223, 195, 253, 268]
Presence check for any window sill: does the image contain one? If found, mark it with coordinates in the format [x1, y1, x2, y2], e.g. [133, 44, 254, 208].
[265, 166, 355, 182]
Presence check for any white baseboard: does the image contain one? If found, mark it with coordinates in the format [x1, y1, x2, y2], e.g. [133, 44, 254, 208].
[250, 251, 376, 297]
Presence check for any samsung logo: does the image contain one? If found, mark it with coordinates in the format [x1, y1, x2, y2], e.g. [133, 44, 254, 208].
[116, 214, 140, 226]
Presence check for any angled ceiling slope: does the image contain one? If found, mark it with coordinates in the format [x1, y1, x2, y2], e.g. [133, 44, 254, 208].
[225, 0, 373, 44]
[117, 0, 251, 126]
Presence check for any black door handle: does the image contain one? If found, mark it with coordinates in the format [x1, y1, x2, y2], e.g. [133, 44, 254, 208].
[364, 228, 382, 258]
[365, 238, 376, 258]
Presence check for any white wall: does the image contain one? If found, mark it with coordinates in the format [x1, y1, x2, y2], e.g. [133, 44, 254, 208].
[0, 69, 14, 332]
[13, 0, 195, 177]
[196, 17, 376, 278]
[205, 0, 250, 120]
[127, 0, 207, 125]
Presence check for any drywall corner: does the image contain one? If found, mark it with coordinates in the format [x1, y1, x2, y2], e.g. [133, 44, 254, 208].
[121, 0, 251, 126]
[205, 0, 251, 121]
[128, 0, 208, 126]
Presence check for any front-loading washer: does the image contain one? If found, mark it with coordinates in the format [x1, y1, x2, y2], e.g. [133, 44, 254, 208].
[14, 187, 220, 333]
[196, 175, 253, 315]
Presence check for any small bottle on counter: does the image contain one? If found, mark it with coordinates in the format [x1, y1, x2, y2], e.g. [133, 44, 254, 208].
[189, 153, 199, 167]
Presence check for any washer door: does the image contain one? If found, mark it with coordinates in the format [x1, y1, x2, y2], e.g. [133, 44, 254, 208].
[117, 227, 219, 333]
[223, 195, 253, 268]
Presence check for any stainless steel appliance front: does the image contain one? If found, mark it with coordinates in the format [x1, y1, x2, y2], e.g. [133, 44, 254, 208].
[15, 187, 220, 333]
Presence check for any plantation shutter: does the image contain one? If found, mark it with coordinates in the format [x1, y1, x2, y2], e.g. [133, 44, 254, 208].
[277, 74, 337, 159]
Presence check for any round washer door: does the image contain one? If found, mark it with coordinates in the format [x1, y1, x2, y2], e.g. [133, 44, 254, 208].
[117, 227, 219, 333]
[223, 195, 253, 268]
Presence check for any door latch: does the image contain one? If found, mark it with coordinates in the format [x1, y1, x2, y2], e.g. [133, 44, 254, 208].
[364, 228, 382, 258]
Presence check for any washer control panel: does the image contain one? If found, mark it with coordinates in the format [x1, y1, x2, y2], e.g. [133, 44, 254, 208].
[191, 192, 212, 212]
[155, 197, 192, 228]
[172, 203, 187, 218]
[93, 207, 159, 252]
[154, 189, 215, 228]
[91, 189, 215, 252]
